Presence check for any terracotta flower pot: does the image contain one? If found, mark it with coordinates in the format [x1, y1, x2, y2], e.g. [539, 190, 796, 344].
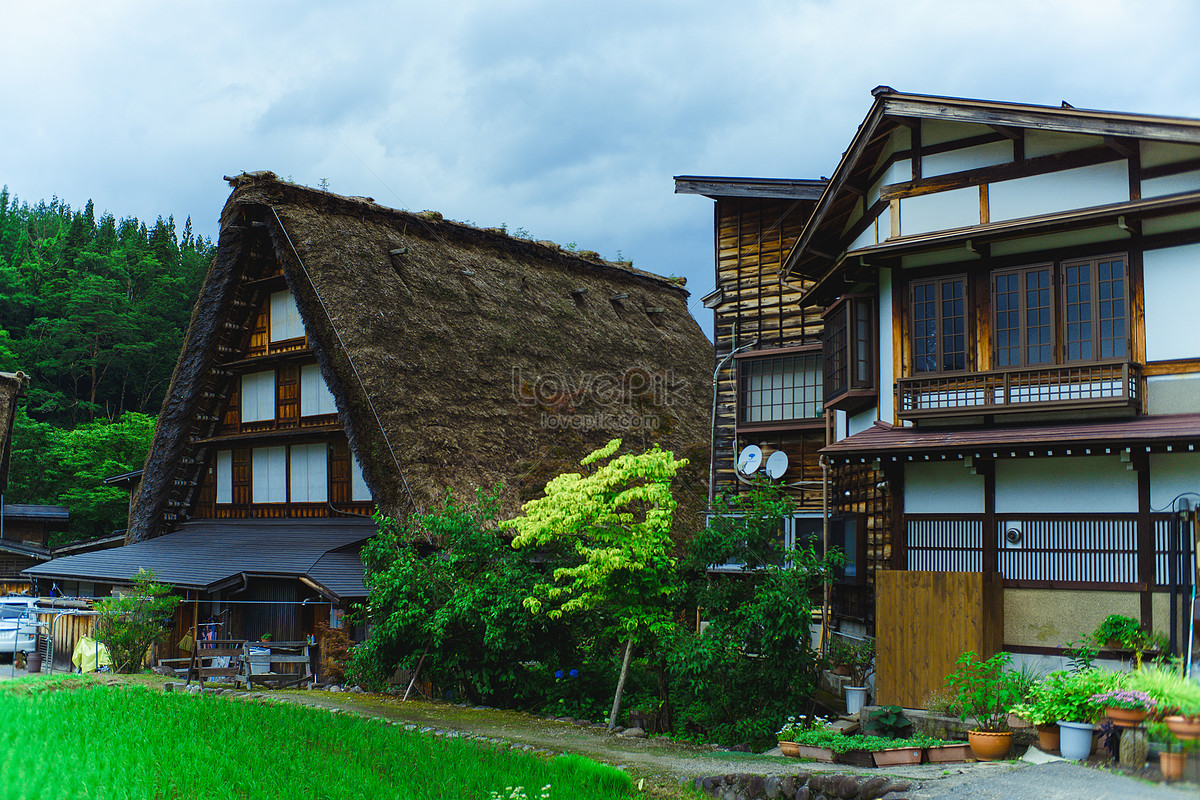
[1035, 722, 1060, 752]
[967, 730, 1013, 761]
[1165, 715, 1200, 741]
[924, 743, 974, 763]
[778, 740, 800, 758]
[795, 744, 836, 762]
[873, 746, 922, 767]
[1160, 751, 1186, 782]
[1104, 707, 1147, 728]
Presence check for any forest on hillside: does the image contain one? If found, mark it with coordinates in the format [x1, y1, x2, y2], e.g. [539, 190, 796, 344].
[0, 187, 213, 545]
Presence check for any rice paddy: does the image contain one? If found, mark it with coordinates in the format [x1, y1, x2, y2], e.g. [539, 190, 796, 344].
[0, 677, 633, 799]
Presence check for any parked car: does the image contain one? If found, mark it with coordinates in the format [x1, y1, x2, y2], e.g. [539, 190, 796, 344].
[0, 596, 39, 658]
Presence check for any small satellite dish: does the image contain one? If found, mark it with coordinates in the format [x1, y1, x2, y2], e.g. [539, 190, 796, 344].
[764, 450, 789, 480]
[736, 445, 763, 475]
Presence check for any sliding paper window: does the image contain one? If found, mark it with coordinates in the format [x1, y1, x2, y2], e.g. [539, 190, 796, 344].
[739, 353, 822, 423]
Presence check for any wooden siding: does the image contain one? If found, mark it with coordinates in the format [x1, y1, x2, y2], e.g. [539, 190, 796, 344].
[711, 197, 823, 503]
[875, 570, 1003, 708]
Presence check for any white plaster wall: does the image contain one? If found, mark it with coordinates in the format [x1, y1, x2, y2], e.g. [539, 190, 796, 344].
[878, 269, 895, 423]
[922, 140, 1013, 177]
[871, 159, 910, 206]
[834, 410, 847, 443]
[1143, 242, 1200, 362]
[1147, 374, 1200, 415]
[1149, 452, 1200, 511]
[898, 186, 979, 235]
[995, 456, 1137, 513]
[1142, 169, 1200, 199]
[849, 222, 875, 252]
[1025, 130, 1103, 158]
[848, 408, 876, 436]
[1141, 140, 1200, 169]
[904, 461, 985, 514]
[988, 161, 1129, 221]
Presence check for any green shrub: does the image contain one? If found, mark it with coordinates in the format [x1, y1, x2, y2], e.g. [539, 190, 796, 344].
[943, 651, 1020, 732]
[93, 569, 180, 674]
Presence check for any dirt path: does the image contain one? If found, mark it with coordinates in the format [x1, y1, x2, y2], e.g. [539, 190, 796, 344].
[262, 689, 990, 798]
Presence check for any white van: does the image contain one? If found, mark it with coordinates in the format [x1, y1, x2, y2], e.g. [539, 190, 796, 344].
[0, 596, 39, 657]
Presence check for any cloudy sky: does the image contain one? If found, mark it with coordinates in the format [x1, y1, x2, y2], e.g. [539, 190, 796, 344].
[3, 0, 1199, 338]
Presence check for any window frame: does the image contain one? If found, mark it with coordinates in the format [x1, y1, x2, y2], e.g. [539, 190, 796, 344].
[909, 274, 968, 376]
[735, 345, 824, 430]
[822, 294, 877, 413]
[1061, 253, 1129, 363]
[991, 263, 1054, 368]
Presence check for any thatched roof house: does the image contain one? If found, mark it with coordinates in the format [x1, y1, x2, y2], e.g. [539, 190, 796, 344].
[27, 172, 713, 644]
[124, 171, 711, 545]
[0, 371, 28, 496]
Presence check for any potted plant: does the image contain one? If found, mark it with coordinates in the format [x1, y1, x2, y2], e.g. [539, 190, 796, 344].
[1092, 614, 1142, 650]
[776, 713, 832, 758]
[1091, 689, 1155, 728]
[1038, 669, 1115, 761]
[1146, 719, 1187, 781]
[830, 635, 874, 715]
[911, 732, 974, 764]
[1127, 663, 1200, 739]
[1009, 693, 1060, 753]
[943, 651, 1020, 761]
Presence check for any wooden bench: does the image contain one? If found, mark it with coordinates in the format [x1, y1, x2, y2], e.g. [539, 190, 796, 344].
[163, 639, 246, 688]
[234, 641, 313, 690]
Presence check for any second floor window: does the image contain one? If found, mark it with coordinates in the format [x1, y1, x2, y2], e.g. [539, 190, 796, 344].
[911, 277, 966, 373]
[1064, 255, 1127, 361]
[993, 265, 1052, 367]
[739, 352, 822, 424]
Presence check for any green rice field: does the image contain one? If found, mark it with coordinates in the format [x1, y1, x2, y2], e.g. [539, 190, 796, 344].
[0, 676, 633, 800]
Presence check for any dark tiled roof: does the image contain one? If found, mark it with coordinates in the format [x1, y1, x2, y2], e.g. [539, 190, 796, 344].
[3, 505, 70, 522]
[25, 518, 375, 599]
[823, 413, 1200, 460]
[0, 539, 50, 560]
[307, 547, 368, 599]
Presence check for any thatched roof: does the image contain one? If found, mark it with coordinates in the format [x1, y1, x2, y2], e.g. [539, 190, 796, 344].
[0, 372, 28, 495]
[129, 172, 713, 543]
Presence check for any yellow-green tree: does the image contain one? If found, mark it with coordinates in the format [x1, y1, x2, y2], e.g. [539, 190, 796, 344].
[502, 439, 686, 728]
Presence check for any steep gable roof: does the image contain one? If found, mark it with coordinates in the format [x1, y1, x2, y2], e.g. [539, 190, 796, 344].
[129, 173, 713, 543]
[0, 372, 28, 495]
[782, 88, 1200, 298]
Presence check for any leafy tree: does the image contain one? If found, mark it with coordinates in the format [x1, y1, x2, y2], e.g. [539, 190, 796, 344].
[669, 481, 843, 747]
[94, 568, 181, 673]
[350, 489, 568, 705]
[502, 439, 687, 727]
[6, 409, 154, 545]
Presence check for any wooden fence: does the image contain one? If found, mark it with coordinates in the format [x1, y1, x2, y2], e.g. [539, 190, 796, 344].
[875, 571, 1002, 708]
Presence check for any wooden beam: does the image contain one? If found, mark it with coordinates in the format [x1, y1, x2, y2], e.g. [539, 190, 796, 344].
[881, 145, 1121, 201]
[881, 96, 1200, 145]
[988, 124, 1023, 141]
[1103, 136, 1137, 159]
[1140, 157, 1200, 181]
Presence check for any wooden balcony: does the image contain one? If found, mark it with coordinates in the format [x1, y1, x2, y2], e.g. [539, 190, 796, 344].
[897, 360, 1141, 420]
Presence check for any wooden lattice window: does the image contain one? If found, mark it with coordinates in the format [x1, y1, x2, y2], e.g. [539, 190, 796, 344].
[993, 264, 1053, 367]
[739, 351, 823, 424]
[910, 276, 966, 374]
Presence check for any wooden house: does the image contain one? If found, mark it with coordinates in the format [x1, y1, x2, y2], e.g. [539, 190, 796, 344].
[779, 88, 1200, 704]
[28, 172, 714, 648]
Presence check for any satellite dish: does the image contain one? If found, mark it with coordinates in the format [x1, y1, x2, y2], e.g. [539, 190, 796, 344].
[736, 445, 763, 475]
[764, 450, 789, 480]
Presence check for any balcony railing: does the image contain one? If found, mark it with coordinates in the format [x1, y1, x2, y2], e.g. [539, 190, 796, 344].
[897, 360, 1141, 420]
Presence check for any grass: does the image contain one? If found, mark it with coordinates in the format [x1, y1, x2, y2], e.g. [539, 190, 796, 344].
[0, 677, 633, 799]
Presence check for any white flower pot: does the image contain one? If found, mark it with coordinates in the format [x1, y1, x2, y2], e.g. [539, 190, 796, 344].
[1057, 719, 1094, 761]
[845, 685, 869, 715]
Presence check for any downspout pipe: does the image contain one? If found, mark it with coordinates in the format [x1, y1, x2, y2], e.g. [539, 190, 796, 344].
[708, 324, 759, 509]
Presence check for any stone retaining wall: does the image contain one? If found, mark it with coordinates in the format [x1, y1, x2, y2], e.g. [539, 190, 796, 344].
[690, 772, 913, 800]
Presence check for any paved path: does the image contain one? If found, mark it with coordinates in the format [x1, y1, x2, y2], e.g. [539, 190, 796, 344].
[266, 689, 1197, 799]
